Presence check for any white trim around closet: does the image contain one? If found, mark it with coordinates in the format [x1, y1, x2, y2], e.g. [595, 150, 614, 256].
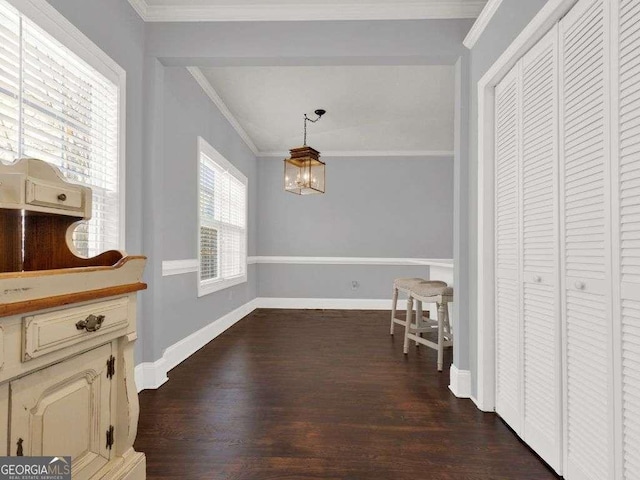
[475, 0, 578, 413]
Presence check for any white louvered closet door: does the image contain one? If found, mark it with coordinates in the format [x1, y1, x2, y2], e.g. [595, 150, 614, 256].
[494, 64, 522, 435]
[559, 0, 616, 479]
[520, 25, 562, 474]
[612, 1, 640, 479]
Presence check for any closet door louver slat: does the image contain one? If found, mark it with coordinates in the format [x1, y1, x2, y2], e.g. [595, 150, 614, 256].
[614, 0, 640, 478]
[559, 1, 615, 479]
[494, 65, 522, 434]
[520, 25, 563, 474]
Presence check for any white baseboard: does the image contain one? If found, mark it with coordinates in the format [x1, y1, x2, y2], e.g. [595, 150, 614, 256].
[135, 298, 259, 392]
[135, 296, 413, 392]
[256, 297, 397, 310]
[470, 394, 494, 412]
[134, 359, 168, 391]
[448, 365, 471, 398]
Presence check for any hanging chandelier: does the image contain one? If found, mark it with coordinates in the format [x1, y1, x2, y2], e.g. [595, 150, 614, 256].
[284, 109, 326, 195]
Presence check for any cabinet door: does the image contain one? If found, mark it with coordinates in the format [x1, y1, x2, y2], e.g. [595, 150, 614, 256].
[10, 344, 113, 480]
[494, 63, 522, 434]
[520, 24, 562, 474]
[559, 0, 615, 479]
[612, 0, 640, 479]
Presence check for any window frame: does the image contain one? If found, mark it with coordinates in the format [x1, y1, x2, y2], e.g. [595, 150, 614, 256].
[197, 136, 248, 297]
[5, 0, 127, 251]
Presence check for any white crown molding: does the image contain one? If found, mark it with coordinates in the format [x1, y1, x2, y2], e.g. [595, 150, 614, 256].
[128, 1, 485, 22]
[462, 0, 503, 49]
[259, 150, 455, 158]
[187, 67, 259, 155]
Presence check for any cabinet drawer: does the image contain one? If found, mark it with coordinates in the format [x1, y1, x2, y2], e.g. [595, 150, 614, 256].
[25, 177, 84, 212]
[23, 298, 129, 361]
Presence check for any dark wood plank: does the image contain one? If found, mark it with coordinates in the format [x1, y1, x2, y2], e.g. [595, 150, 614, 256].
[0, 210, 22, 272]
[136, 309, 561, 480]
[22, 213, 123, 271]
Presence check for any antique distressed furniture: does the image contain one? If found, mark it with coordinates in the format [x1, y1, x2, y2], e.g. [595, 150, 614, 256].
[0, 158, 146, 479]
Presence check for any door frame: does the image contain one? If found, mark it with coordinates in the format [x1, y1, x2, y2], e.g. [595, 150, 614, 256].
[475, 0, 578, 412]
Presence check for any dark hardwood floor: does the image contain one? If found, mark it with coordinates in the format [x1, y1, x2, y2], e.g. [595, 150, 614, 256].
[135, 309, 560, 480]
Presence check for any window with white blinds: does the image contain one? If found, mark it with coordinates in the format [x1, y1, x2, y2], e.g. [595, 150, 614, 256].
[198, 137, 248, 296]
[0, 0, 122, 257]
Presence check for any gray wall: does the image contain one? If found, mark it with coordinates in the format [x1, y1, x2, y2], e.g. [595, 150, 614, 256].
[466, 0, 550, 396]
[256, 156, 453, 298]
[156, 67, 258, 352]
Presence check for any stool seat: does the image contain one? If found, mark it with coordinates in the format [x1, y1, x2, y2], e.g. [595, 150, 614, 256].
[393, 277, 427, 290]
[410, 284, 454, 300]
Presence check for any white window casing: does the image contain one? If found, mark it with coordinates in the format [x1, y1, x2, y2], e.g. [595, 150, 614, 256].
[197, 136, 248, 297]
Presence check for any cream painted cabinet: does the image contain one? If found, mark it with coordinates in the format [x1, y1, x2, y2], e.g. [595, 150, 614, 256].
[10, 344, 113, 479]
[0, 159, 147, 479]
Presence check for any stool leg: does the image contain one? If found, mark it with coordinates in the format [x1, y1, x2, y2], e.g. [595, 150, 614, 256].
[390, 287, 398, 335]
[403, 296, 413, 354]
[415, 300, 423, 347]
[444, 302, 452, 335]
[437, 302, 445, 371]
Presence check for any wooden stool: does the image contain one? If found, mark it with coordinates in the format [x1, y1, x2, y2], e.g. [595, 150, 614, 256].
[403, 283, 454, 371]
[390, 278, 447, 335]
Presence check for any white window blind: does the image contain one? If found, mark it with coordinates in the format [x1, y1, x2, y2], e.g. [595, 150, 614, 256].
[198, 137, 247, 295]
[0, 0, 121, 257]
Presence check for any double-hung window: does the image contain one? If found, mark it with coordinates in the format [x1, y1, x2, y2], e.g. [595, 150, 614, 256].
[0, 0, 124, 257]
[198, 137, 248, 296]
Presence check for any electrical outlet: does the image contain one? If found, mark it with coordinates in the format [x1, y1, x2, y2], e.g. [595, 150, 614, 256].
[351, 280, 360, 290]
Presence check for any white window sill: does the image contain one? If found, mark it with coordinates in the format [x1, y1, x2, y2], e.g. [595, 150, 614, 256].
[198, 274, 247, 297]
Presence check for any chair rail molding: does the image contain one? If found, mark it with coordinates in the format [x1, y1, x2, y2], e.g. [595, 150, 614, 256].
[162, 257, 454, 277]
[251, 256, 454, 268]
[162, 259, 199, 276]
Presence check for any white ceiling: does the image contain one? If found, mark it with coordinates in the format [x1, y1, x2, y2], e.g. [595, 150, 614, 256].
[199, 65, 455, 155]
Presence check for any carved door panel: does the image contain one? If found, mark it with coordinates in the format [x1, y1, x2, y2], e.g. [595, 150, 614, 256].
[10, 343, 113, 480]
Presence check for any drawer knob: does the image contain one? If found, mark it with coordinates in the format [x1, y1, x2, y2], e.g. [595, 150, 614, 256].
[575, 281, 586, 290]
[57, 193, 67, 201]
[76, 314, 105, 332]
[534, 275, 542, 283]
